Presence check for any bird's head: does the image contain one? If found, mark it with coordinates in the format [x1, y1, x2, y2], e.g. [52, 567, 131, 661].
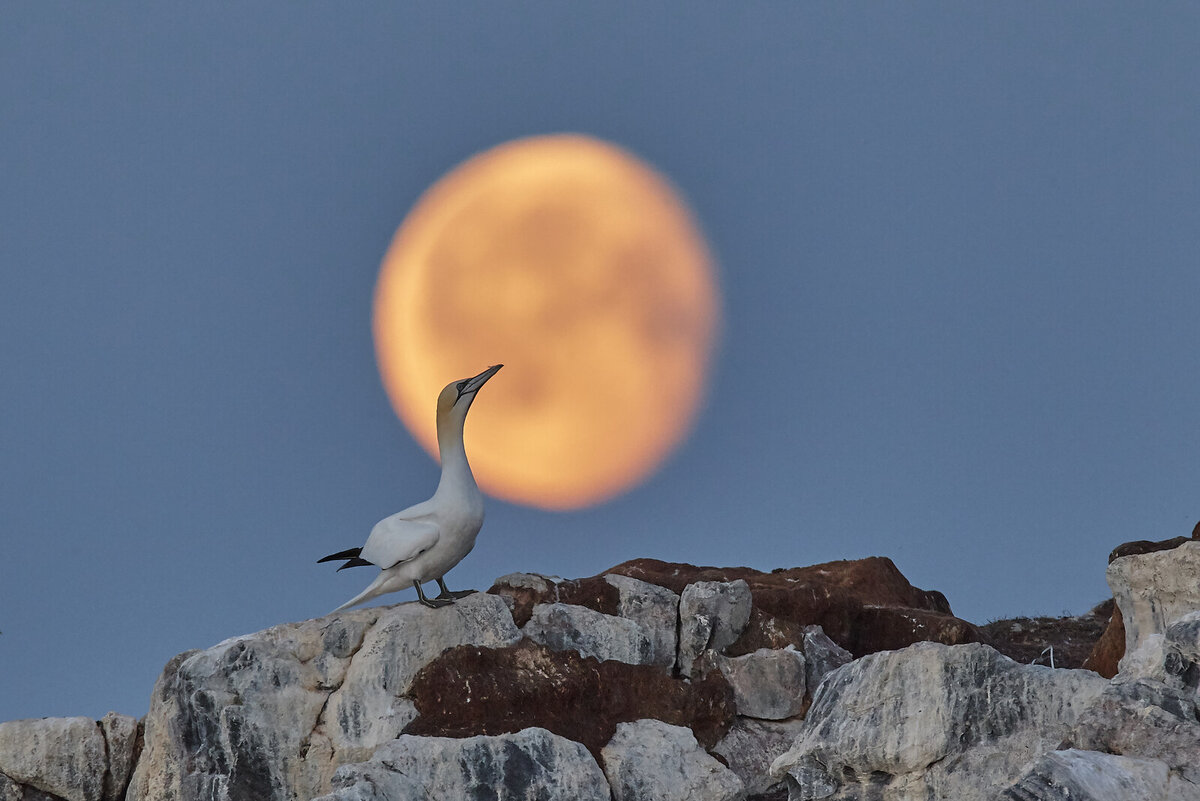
[436, 364, 503, 421]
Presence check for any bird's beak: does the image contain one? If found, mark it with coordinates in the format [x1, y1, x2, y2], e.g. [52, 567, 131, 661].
[458, 364, 503, 400]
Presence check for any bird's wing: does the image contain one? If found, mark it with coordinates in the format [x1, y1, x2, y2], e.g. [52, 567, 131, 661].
[359, 513, 439, 570]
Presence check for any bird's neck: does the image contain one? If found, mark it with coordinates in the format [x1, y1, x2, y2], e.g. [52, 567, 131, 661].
[435, 413, 477, 495]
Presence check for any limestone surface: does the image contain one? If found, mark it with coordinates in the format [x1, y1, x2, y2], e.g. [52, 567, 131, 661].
[702, 646, 806, 720]
[770, 642, 1108, 800]
[601, 719, 745, 801]
[524, 602, 658, 665]
[678, 579, 753, 677]
[713, 717, 806, 798]
[0, 716, 111, 801]
[315, 728, 610, 801]
[1109, 541, 1200, 673]
[1002, 749, 1172, 801]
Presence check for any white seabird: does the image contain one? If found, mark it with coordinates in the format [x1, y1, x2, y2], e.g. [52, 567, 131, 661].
[319, 363, 502, 611]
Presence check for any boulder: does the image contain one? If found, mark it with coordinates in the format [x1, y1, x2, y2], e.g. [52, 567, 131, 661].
[801, 626, 852, 696]
[315, 728, 610, 801]
[701, 647, 806, 720]
[770, 642, 1108, 800]
[678, 580, 753, 677]
[0, 715, 131, 801]
[1110, 541, 1200, 674]
[713, 717, 806, 798]
[128, 593, 520, 801]
[601, 719, 745, 801]
[1002, 749, 1172, 801]
[605, 573, 680, 667]
[404, 639, 735, 758]
[524, 602, 659, 666]
[1069, 678, 1200, 786]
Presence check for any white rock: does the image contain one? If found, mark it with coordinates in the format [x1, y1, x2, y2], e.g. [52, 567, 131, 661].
[0, 716, 108, 801]
[802, 625, 853, 693]
[127, 593, 520, 801]
[602, 719, 745, 801]
[605, 573, 680, 667]
[703, 647, 806, 720]
[678, 580, 753, 677]
[770, 642, 1108, 801]
[1110, 541, 1200, 674]
[99, 712, 139, 801]
[314, 728, 610, 801]
[524, 602, 658, 665]
[1004, 749, 1171, 801]
[713, 717, 806, 797]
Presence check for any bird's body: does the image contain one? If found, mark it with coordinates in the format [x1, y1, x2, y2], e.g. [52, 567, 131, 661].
[320, 364, 501, 612]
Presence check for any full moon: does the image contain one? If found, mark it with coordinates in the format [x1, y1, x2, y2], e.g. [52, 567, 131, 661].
[373, 134, 718, 510]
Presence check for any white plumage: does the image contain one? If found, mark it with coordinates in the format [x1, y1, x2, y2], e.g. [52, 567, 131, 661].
[320, 364, 502, 611]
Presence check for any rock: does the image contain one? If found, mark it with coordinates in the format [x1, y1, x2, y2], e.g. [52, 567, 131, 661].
[605, 573, 680, 667]
[770, 642, 1108, 800]
[524, 602, 659, 665]
[1109, 541, 1200, 674]
[1069, 678, 1200, 785]
[128, 593, 520, 801]
[609, 556, 982, 658]
[98, 712, 139, 801]
[702, 647, 806, 720]
[1002, 749, 1172, 801]
[488, 572, 619, 627]
[1083, 603, 1125, 678]
[0, 717, 109, 801]
[678, 580, 753, 677]
[982, 599, 1114, 671]
[724, 608, 808, 656]
[601, 719, 745, 801]
[405, 639, 735, 758]
[316, 728, 610, 801]
[713, 717, 806, 798]
[801, 626, 853, 695]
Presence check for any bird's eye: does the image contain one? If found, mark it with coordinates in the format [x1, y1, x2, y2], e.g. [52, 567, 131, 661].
[456, 381, 467, 392]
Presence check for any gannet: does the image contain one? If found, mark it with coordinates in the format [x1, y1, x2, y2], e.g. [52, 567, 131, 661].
[319, 364, 502, 611]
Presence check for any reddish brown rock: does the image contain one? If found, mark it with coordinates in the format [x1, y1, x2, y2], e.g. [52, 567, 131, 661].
[487, 574, 619, 627]
[981, 599, 1114, 672]
[404, 639, 735, 758]
[1082, 603, 1125, 679]
[607, 556, 981, 658]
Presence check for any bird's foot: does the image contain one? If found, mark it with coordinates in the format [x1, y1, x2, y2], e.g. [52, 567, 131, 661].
[435, 588, 477, 601]
[418, 597, 455, 609]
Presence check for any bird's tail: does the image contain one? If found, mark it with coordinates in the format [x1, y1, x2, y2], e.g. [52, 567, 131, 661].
[329, 572, 389, 615]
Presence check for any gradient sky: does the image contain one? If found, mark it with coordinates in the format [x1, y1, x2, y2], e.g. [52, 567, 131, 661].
[3, 4, 1198, 723]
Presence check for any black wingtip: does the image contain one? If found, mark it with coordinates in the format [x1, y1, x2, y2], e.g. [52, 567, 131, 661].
[318, 547, 362, 564]
[336, 557, 374, 572]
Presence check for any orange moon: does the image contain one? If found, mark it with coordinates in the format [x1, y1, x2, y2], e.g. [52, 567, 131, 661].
[373, 134, 718, 510]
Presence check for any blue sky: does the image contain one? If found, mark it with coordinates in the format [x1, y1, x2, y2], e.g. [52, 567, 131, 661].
[2, 4, 1198, 722]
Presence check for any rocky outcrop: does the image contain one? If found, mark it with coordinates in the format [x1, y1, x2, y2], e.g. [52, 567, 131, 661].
[10, 537, 1200, 801]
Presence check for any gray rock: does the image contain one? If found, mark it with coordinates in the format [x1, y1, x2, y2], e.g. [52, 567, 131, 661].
[524, 602, 658, 665]
[1002, 749, 1171, 801]
[1070, 678, 1200, 785]
[602, 719, 745, 801]
[128, 592, 520, 801]
[713, 717, 806, 798]
[605, 573, 680, 667]
[1109, 541, 1200, 674]
[98, 712, 138, 801]
[801, 626, 852, 694]
[770, 642, 1108, 801]
[0, 716, 111, 801]
[703, 647, 806, 720]
[678, 580, 753, 677]
[314, 728, 610, 801]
